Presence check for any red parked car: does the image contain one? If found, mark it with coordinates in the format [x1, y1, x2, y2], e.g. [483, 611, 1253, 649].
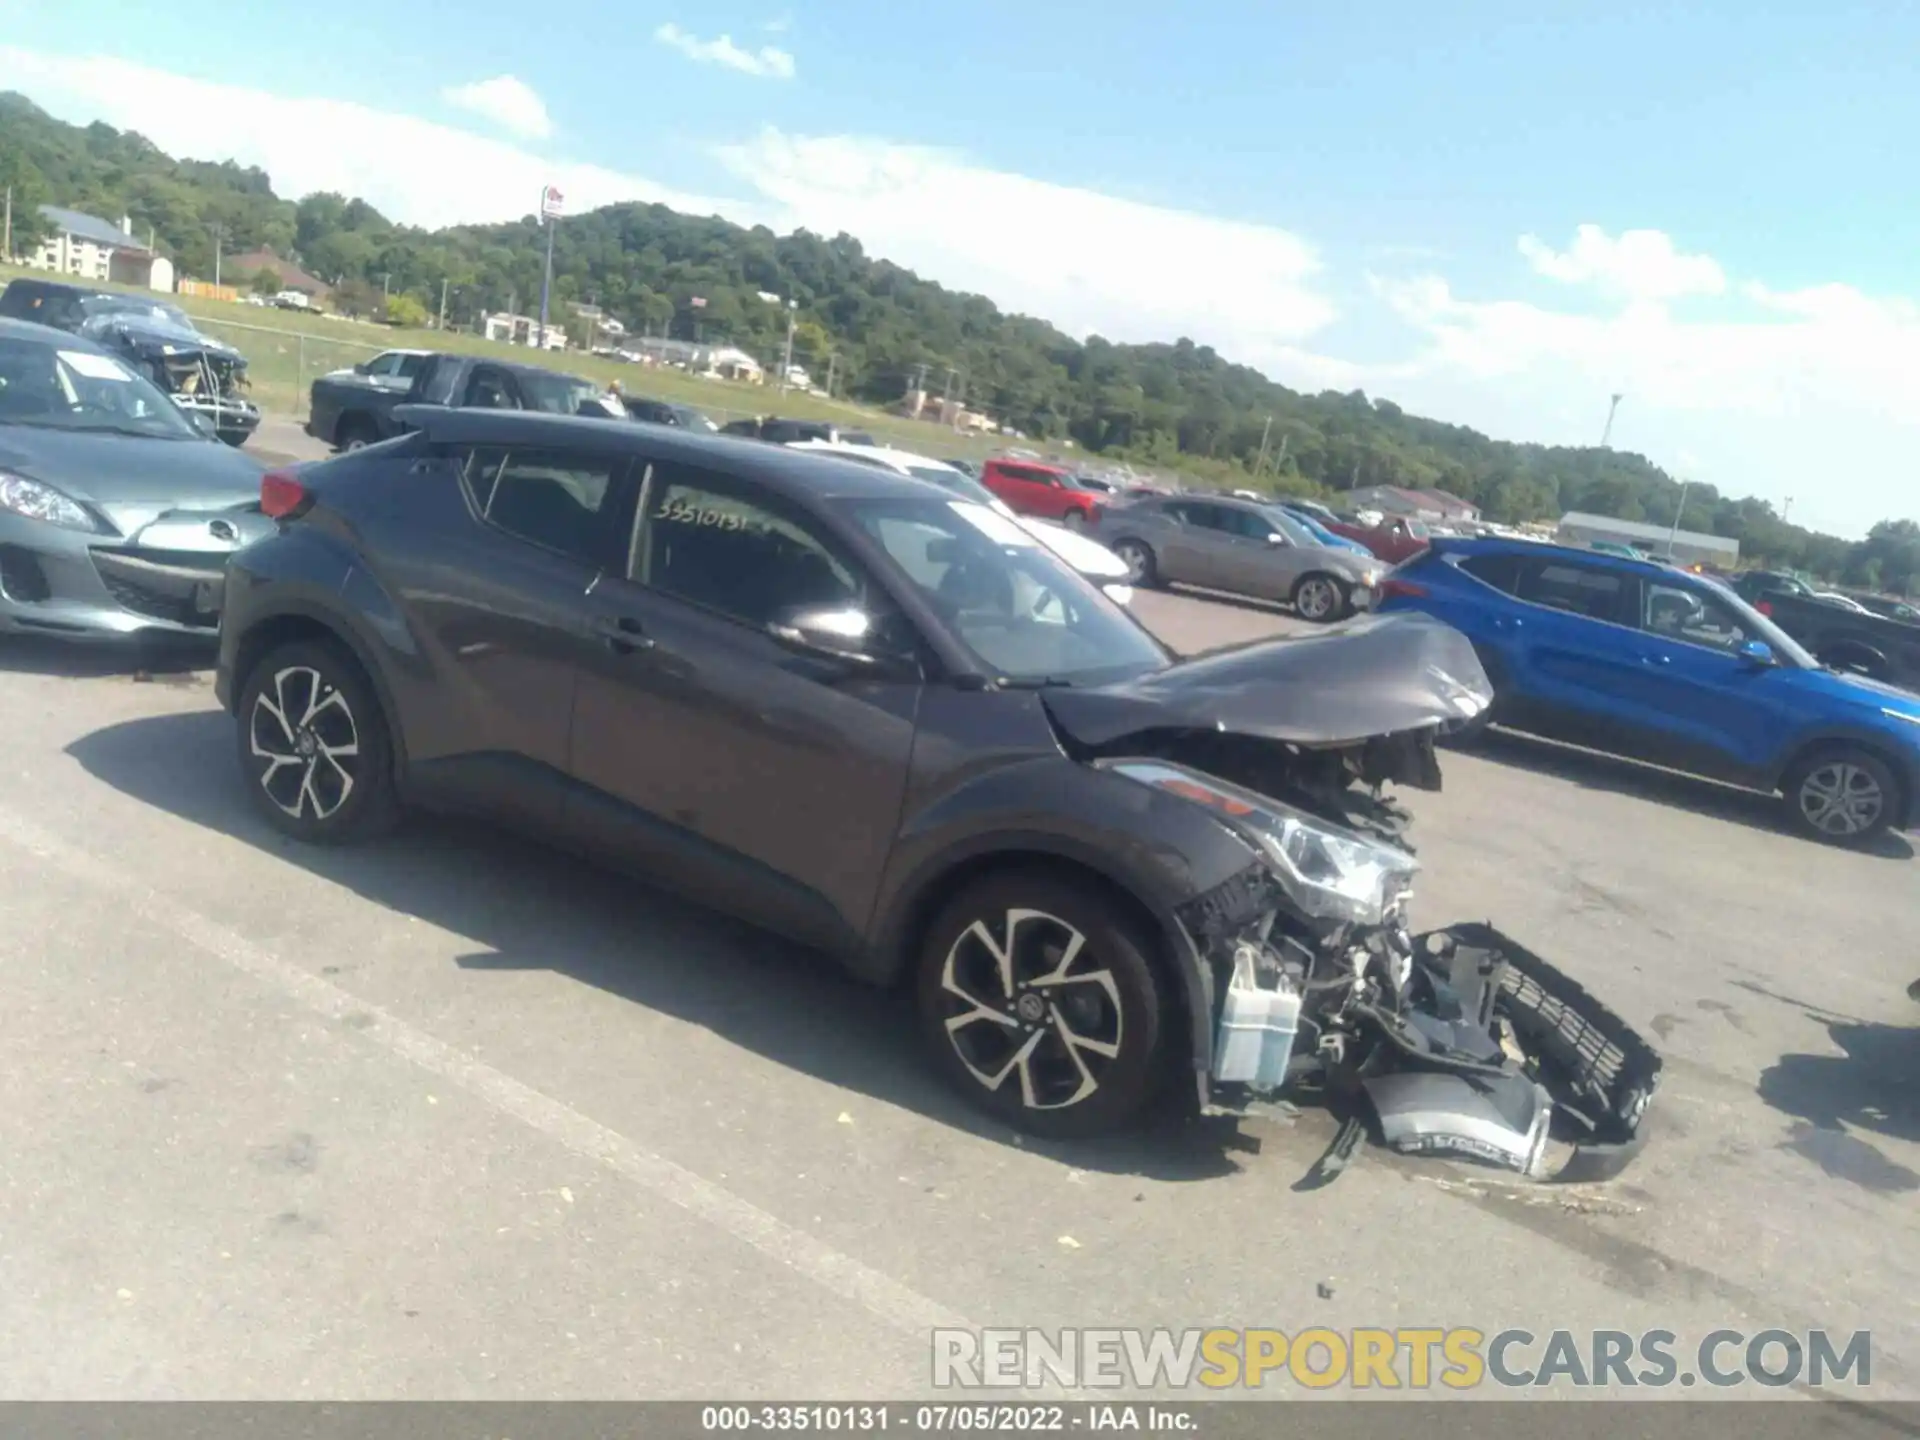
[980, 458, 1108, 528]
[1323, 514, 1431, 565]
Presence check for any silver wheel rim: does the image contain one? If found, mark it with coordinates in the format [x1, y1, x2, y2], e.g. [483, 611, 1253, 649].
[938, 908, 1124, 1111]
[1798, 763, 1883, 836]
[1114, 542, 1149, 581]
[343, 438, 367, 451]
[1297, 577, 1338, 619]
[249, 665, 360, 821]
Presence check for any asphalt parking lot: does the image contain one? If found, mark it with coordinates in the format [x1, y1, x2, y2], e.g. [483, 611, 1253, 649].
[0, 583, 1916, 1401]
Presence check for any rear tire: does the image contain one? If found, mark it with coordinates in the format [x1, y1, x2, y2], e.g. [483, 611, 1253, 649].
[1781, 746, 1899, 846]
[1292, 572, 1349, 623]
[915, 872, 1173, 1139]
[236, 638, 399, 844]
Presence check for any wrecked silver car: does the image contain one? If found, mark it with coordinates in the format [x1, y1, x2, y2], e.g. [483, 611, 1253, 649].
[0, 280, 261, 446]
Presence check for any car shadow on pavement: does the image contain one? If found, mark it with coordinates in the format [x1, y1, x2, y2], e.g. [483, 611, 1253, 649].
[1757, 1013, 1920, 1196]
[67, 709, 1247, 1184]
[1472, 730, 1918, 860]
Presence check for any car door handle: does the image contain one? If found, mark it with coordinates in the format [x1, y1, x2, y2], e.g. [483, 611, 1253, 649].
[1640, 653, 1671, 666]
[1493, 617, 1523, 632]
[591, 614, 656, 653]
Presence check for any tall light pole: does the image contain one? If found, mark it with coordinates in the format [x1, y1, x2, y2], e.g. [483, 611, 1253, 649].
[1782, 494, 1794, 526]
[779, 298, 797, 393]
[1664, 477, 1692, 559]
[536, 185, 563, 347]
[1600, 392, 1624, 448]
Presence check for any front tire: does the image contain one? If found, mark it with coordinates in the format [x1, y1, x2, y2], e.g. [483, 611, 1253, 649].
[915, 873, 1173, 1139]
[1111, 539, 1158, 587]
[1292, 572, 1349, 623]
[1781, 747, 1899, 846]
[236, 639, 399, 844]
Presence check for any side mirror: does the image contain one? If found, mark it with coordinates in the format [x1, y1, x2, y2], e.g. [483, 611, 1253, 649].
[352, 362, 370, 375]
[770, 606, 919, 676]
[1737, 639, 1775, 667]
[189, 412, 219, 439]
[1267, 532, 1288, 545]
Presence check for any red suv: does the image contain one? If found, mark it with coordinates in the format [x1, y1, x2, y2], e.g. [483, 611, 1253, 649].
[980, 459, 1107, 528]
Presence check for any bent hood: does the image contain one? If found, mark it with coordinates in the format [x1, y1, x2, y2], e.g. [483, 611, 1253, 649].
[87, 315, 246, 367]
[1041, 611, 1493, 748]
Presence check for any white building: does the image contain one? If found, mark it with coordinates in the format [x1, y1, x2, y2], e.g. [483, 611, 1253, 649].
[23, 206, 175, 292]
[481, 312, 568, 350]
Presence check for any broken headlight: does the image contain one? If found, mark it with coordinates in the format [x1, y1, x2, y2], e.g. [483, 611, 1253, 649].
[1102, 759, 1418, 926]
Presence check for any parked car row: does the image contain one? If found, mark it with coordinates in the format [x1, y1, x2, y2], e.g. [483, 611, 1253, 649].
[0, 278, 261, 446]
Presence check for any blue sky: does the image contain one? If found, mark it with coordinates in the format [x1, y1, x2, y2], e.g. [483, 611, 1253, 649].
[4, 0, 1916, 536]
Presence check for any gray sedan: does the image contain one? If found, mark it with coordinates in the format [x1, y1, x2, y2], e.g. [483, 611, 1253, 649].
[1092, 495, 1383, 621]
[0, 317, 272, 640]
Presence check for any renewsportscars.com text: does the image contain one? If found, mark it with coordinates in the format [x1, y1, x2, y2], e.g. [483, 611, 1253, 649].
[932, 1327, 1872, 1391]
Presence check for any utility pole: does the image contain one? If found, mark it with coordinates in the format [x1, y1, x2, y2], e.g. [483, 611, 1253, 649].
[1782, 495, 1794, 526]
[1253, 414, 1273, 474]
[380, 272, 391, 302]
[437, 278, 449, 331]
[3, 186, 10, 258]
[779, 298, 797, 394]
[1274, 432, 1290, 473]
[1600, 393, 1623, 447]
[1664, 478, 1692, 558]
[208, 223, 225, 286]
[825, 352, 838, 398]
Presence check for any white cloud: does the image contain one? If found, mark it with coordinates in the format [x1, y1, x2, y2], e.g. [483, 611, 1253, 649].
[1518, 224, 1726, 302]
[715, 130, 1337, 358]
[2, 47, 1911, 536]
[441, 74, 552, 141]
[1370, 231, 1920, 534]
[653, 23, 795, 80]
[0, 47, 729, 229]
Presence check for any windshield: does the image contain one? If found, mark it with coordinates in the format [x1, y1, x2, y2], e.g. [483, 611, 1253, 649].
[1259, 505, 1323, 548]
[81, 296, 197, 331]
[521, 370, 604, 415]
[903, 463, 1002, 509]
[1699, 576, 1819, 668]
[0, 336, 200, 439]
[843, 495, 1167, 684]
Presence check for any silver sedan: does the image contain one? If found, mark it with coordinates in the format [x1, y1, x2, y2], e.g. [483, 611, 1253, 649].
[1091, 495, 1384, 621]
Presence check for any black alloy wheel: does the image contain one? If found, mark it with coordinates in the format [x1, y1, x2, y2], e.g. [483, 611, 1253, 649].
[915, 873, 1172, 1139]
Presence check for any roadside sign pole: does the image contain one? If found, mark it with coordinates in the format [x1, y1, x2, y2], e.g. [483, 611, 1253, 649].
[537, 215, 555, 347]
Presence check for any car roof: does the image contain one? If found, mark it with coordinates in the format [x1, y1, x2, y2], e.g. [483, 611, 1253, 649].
[1434, 533, 1696, 580]
[0, 315, 113, 350]
[793, 439, 959, 472]
[390, 407, 944, 503]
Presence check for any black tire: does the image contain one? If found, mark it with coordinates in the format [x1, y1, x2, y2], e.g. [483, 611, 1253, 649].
[915, 872, 1174, 1139]
[235, 638, 399, 844]
[1291, 571, 1349, 623]
[218, 430, 249, 448]
[1110, 538, 1158, 587]
[336, 418, 379, 452]
[1780, 746, 1900, 846]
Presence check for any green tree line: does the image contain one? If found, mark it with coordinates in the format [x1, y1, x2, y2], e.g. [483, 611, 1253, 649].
[1, 91, 1912, 592]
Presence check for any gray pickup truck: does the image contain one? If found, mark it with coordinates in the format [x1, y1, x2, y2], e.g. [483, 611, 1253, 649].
[307, 350, 618, 450]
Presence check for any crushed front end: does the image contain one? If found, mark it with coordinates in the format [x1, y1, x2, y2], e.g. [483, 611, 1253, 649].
[91, 320, 261, 447]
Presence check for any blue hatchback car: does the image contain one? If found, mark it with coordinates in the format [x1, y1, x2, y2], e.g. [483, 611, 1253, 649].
[1376, 537, 1920, 846]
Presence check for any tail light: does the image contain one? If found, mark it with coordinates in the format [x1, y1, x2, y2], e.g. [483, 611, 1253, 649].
[1756, 599, 1774, 616]
[260, 469, 311, 520]
[1378, 577, 1429, 600]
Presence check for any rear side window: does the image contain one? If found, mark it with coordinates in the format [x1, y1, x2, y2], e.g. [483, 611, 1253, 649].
[633, 464, 870, 629]
[1515, 559, 1628, 621]
[1458, 552, 1525, 594]
[460, 447, 626, 566]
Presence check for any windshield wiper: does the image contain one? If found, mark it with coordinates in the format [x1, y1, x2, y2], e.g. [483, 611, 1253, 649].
[996, 675, 1079, 689]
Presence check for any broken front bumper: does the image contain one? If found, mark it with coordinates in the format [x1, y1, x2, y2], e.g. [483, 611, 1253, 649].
[1198, 921, 1663, 1183]
[172, 394, 262, 442]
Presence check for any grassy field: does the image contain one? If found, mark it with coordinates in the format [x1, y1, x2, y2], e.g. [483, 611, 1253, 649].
[1, 262, 1026, 465]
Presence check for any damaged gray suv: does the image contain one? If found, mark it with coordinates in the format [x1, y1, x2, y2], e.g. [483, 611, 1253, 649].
[217, 409, 1660, 1179]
